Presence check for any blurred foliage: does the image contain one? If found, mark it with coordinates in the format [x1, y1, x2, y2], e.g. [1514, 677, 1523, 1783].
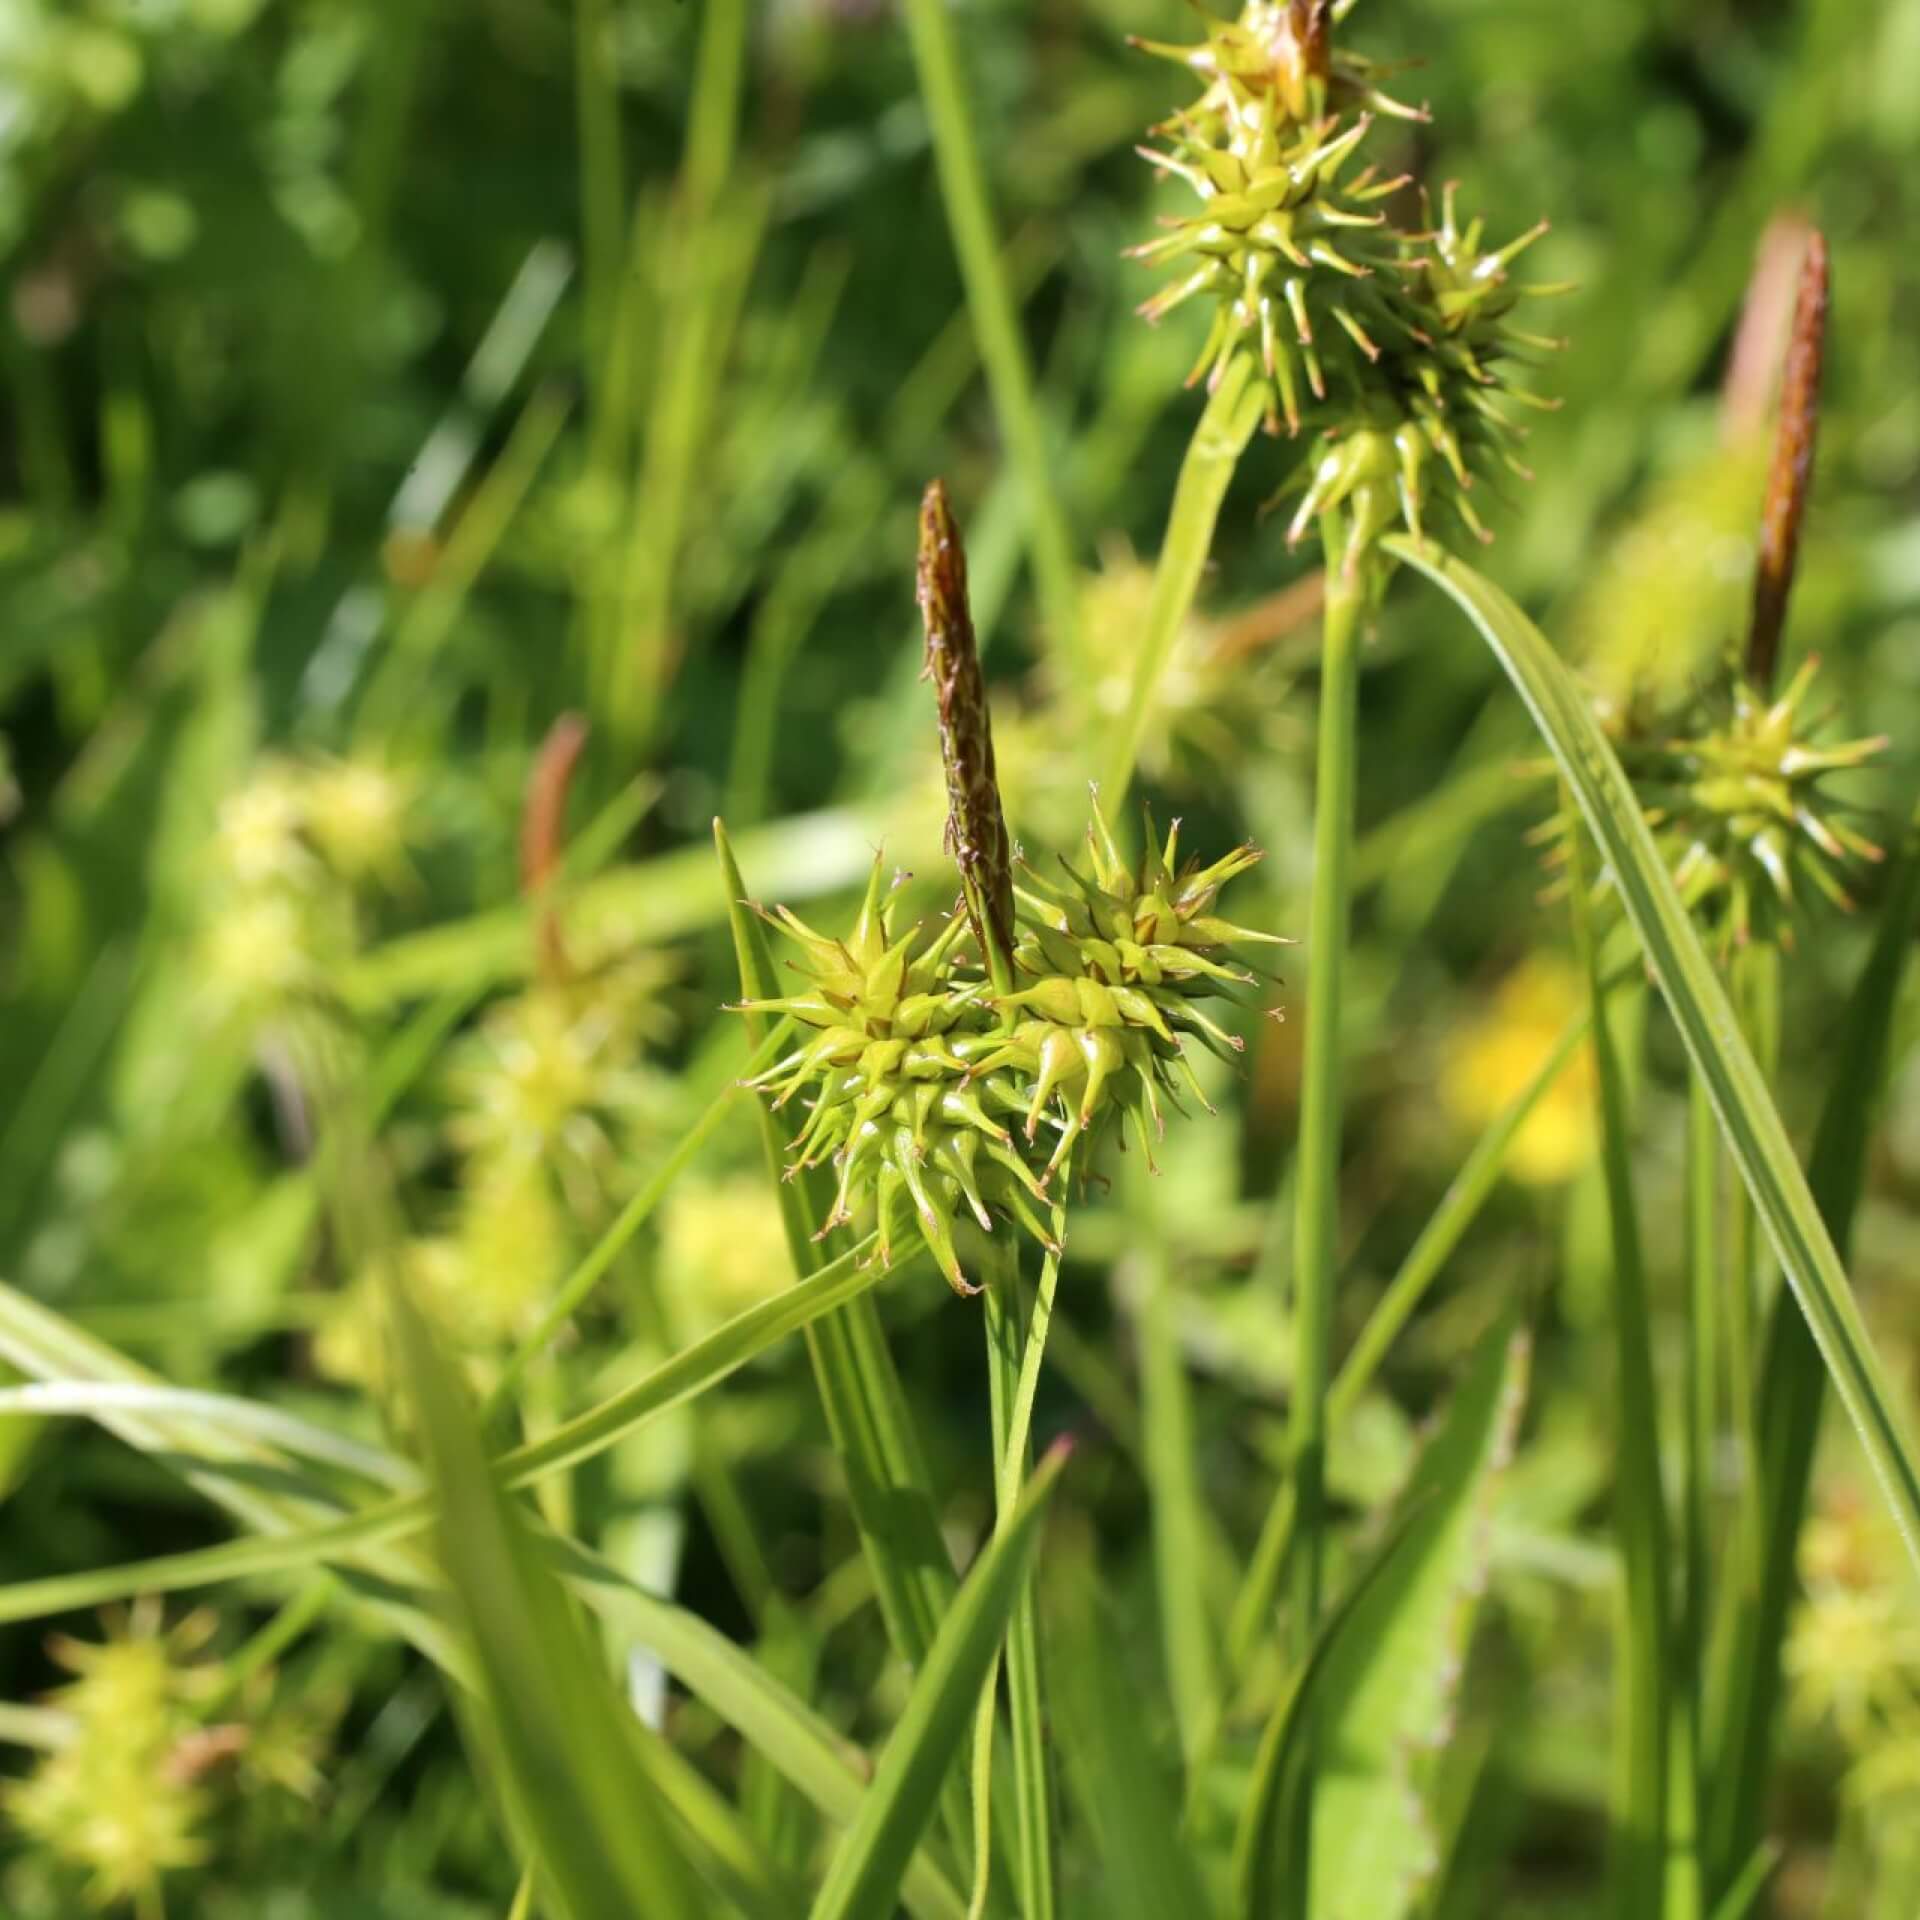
[2, 0, 1919, 1913]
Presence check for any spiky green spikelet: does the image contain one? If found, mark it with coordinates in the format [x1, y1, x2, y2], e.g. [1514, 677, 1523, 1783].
[730, 481, 1285, 1295]
[980, 797, 1290, 1183]
[1647, 657, 1886, 946]
[1131, 1, 1559, 576]
[733, 819, 1280, 1291]
[735, 859, 1054, 1295]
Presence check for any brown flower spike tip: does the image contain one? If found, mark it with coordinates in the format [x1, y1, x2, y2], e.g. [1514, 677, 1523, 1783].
[918, 479, 1017, 985]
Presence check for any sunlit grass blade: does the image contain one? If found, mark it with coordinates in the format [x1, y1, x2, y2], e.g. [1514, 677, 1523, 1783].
[1568, 814, 1670, 1920]
[1308, 1322, 1531, 1920]
[811, 1443, 1071, 1920]
[1102, 352, 1266, 801]
[388, 1275, 715, 1920]
[899, 0, 1079, 670]
[347, 802, 909, 1009]
[1230, 1497, 1434, 1920]
[0, 1232, 886, 1623]
[1705, 817, 1920, 1894]
[1385, 535, 1920, 1577]
[1050, 1561, 1211, 1920]
[0, 1380, 417, 1489]
[716, 818, 959, 1658]
[1140, 1234, 1220, 1779]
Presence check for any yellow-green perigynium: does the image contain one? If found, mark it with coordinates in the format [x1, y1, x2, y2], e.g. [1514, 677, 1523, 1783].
[1648, 657, 1886, 946]
[1131, 1, 1560, 573]
[733, 798, 1284, 1295]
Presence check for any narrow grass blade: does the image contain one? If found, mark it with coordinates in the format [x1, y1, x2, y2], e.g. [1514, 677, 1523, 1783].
[1230, 1499, 1434, 1920]
[1385, 535, 1920, 1578]
[0, 1234, 887, 1622]
[1307, 1324, 1531, 1920]
[1103, 352, 1266, 801]
[389, 1279, 714, 1920]
[1705, 821, 1920, 1892]
[346, 802, 905, 1009]
[0, 1381, 416, 1490]
[899, 0, 1079, 668]
[715, 818, 959, 1661]
[1050, 1564, 1212, 1920]
[1140, 1237, 1220, 1777]
[1227, 986, 1599, 1679]
[810, 1444, 1070, 1920]
[487, 1014, 796, 1408]
[1568, 814, 1670, 1920]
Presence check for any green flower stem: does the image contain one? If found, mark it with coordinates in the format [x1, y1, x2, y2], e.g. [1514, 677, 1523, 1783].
[1289, 517, 1363, 1655]
[1102, 354, 1267, 802]
[1672, 1070, 1721, 1920]
[1278, 512, 1363, 1918]
[969, 1231, 1063, 1920]
[900, 0, 1080, 672]
[1224, 976, 1610, 1684]
[1568, 809, 1669, 1920]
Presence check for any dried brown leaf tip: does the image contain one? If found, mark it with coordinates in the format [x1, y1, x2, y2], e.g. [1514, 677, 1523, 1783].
[918, 479, 1016, 980]
[520, 711, 589, 982]
[1747, 229, 1829, 692]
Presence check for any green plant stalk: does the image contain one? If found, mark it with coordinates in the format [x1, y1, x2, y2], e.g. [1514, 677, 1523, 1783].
[969, 1233, 1061, 1920]
[615, 0, 757, 752]
[1720, 939, 1779, 1608]
[1277, 511, 1364, 1918]
[1225, 976, 1604, 1683]
[574, 0, 626, 400]
[1141, 1230, 1219, 1780]
[716, 821, 973, 1868]
[1705, 822, 1920, 1896]
[1289, 515, 1363, 1650]
[899, 0, 1079, 673]
[1102, 354, 1266, 800]
[1568, 811, 1670, 1920]
[484, 1016, 794, 1413]
[1673, 1069, 1719, 1920]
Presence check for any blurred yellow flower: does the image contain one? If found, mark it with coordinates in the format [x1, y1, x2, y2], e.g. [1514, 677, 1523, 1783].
[659, 1173, 792, 1336]
[1440, 956, 1597, 1186]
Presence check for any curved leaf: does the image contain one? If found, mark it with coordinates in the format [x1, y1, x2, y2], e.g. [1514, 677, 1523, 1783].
[1385, 534, 1920, 1574]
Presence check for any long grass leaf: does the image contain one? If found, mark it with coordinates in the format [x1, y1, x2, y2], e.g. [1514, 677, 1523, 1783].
[1308, 1324, 1531, 1920]
[0, 1234, 886, 1623]
[1705, 820, 1920, 1891]
[390, 1278, 713, 1920]
[898, 0, 1079, 667]
[811, 1445, 1070, 1920]
[1102, 353, 1265, 801]
[1567, 815, 1670, 1920]
[1385, 536, 1920, 1575]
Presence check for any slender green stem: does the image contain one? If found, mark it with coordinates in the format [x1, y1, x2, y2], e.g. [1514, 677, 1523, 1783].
[1141, 1230, 1218, 1778]
[899, 0, 1080, 671]
[1289, 521, 1363, 1655]
[1670, 1070, 1720, 1920]
[1277, 515, 1364, 1920]
[1568, 815, 1669, 1920]
[969, 1232, 1062, 1920]
[484, 1018, 793, 1414]
[1102, 355, 1266, 801]
[1227, 977, 1606, 1681]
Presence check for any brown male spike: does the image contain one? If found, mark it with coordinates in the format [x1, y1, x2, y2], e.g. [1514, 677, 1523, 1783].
[918, 479, 1017, 989]
[1746, 229, 1829, 694]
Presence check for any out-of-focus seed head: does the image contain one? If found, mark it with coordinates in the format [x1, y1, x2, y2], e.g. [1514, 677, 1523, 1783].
[1652, 658, 1886, 947]
[1130, 3, 1558, 578]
